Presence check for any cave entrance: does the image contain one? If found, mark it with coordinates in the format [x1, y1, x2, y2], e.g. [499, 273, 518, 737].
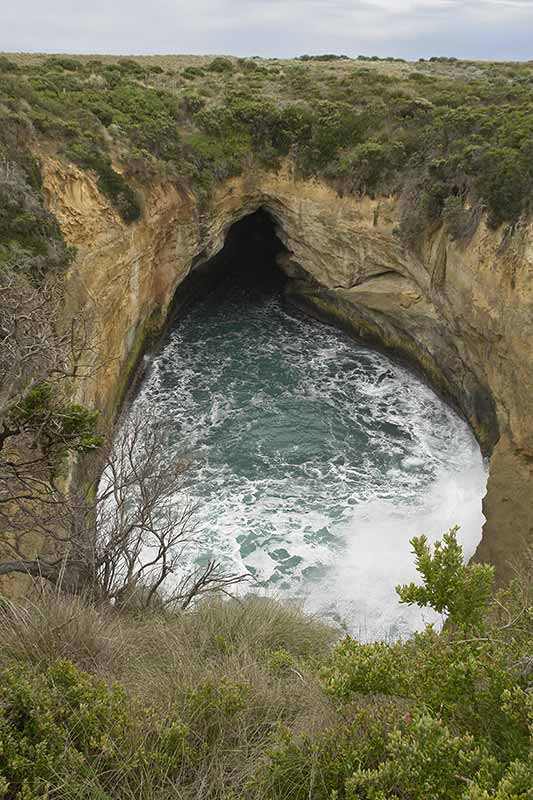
[171, 208, 289, 317]
[214, 207, 287, 291]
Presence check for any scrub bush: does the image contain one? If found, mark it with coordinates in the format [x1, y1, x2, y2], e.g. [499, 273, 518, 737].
[0, 57, 17, 73]
[207, 57, 234, 74]
[0, 660, 135, 798]
[0, 533, 531, 799]
[3, 52, 533, 229]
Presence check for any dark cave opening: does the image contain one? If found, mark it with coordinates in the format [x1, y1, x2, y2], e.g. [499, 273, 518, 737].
[209, 207, 288, 292]
[170, 208, 289, 320]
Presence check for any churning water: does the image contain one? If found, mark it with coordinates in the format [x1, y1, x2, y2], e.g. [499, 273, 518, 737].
[131, 272, 487, 639]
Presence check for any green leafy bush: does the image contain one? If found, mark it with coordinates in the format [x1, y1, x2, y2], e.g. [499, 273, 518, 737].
[7, 382, 102, 470]
[207, 57, 234, 74]
[397, 527, 494, 628]
[45, 56, 82, 72]
[117, 57, 145, 76]
[182, 65, 205, 79]
[2, 52, 533, 228]
[0, 153, 72, 271]
[0, 660, 135, 798]
[0, 534, 531, 799]
[0, 56, 17, 73]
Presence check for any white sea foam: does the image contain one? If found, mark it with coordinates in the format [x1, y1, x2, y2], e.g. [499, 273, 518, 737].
[130, 286, 488, 638]
[304, 461, 487, 639]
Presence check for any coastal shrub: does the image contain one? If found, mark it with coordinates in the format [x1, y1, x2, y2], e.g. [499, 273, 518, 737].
[0, 660, 135, 798]
[6, 382, 102, 477]
[2, 52, 533, 227]
[0, 153, 72, 271]
[0, 534, 531, 799]
[0, 56, 17, 73]
[238, 58, 259, 72]
[298, 53, 349, 61]
[117, 57, 145, 76]
[180, 90, 205, 114]
[324, 140, 405, 195]
[0, 595, 335, 798]
[442, 195, 481, 240]
[182, 65, 205, 79]
[471, 146, 532, 227]
[256, 533, 533, 799]
[398, 178, 449, 245]
[207, 56, 234, 74]
[45, 56, 82, 72]
[396, 527, 495, 629]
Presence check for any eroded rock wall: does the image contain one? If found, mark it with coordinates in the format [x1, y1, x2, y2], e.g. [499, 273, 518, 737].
[42, 159, 533, 581]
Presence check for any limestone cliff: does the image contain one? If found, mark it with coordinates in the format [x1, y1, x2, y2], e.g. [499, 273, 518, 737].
[42, 158, 533, 582]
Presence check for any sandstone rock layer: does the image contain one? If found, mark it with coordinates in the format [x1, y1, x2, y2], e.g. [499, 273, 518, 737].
[42, 159, 533, 582]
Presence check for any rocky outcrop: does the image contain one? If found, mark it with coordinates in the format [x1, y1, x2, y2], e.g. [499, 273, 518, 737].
[42, 159, 533, 582]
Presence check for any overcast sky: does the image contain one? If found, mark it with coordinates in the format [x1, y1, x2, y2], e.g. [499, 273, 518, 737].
[1, 0, 532, 61]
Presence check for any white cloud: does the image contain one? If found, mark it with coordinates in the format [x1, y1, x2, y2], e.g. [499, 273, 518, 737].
[0, 0, 532, 59]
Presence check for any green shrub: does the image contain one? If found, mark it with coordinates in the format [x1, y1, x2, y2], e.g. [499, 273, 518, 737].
[0, 154, 72, 271]
[238, 58, 259, 72]
[45, 56, 82, 72]
[442, 195, 480, 240]
[398, 179, 448, 246]
[0, 660, 135, 798]
[117, 57, 145, 76]
[180, 90, 205, 114]
[298, 54, 349, 62]
[346, 714, 493, 800]
[207, 57, 234, 74]
[2, 51, 533, 227]
[0, 534, 531, 799]
[324, 140, 405, 195]
[7, 382, 102, 469]
[397, 527, 495, 629]
[0, 595, 335, 798]
[0, 56, 17, 73]
[472, 146, 531, 227]
[182, 65, 205, 79]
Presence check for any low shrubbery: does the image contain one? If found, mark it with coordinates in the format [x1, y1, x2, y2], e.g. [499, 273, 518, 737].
[0, 152, 72, 271]
[0, 531, 531, 799]
[0, 594, 335, 799]
[2, 53, 533, 231]
[207, 57, 234, 74]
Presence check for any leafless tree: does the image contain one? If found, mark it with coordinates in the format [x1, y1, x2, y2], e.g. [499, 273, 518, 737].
[0, 263, 95, 420]
[1, 249, 247, 609]
[0, 412, 250, 609]
[0, 261, 101, 568]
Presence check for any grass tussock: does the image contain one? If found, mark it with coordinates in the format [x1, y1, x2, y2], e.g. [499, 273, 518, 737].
[0, 591, 338, 799]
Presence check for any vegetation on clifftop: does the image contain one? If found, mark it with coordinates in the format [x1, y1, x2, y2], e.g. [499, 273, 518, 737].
[0, 531, 532, 799]
[1, 52, 533, 238]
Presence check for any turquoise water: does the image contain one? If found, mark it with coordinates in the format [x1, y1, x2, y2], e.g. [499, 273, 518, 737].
[132, 274, 487, 638]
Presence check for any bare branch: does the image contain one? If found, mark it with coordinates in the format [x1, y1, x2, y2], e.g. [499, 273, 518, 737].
[1, 410, 249, 610]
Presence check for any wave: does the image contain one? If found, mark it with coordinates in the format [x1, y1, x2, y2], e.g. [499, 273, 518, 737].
[130, 285, 487, 638]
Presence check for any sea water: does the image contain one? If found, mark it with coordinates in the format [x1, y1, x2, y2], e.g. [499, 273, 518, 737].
[130, 274, 487, 638]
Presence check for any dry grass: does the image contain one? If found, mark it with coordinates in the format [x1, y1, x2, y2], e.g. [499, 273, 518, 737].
[0, 590, 336, 677]
[0, 590, 339, 798]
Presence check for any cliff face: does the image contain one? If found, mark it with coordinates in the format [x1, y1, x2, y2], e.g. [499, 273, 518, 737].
[42, 159, 533, 581]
